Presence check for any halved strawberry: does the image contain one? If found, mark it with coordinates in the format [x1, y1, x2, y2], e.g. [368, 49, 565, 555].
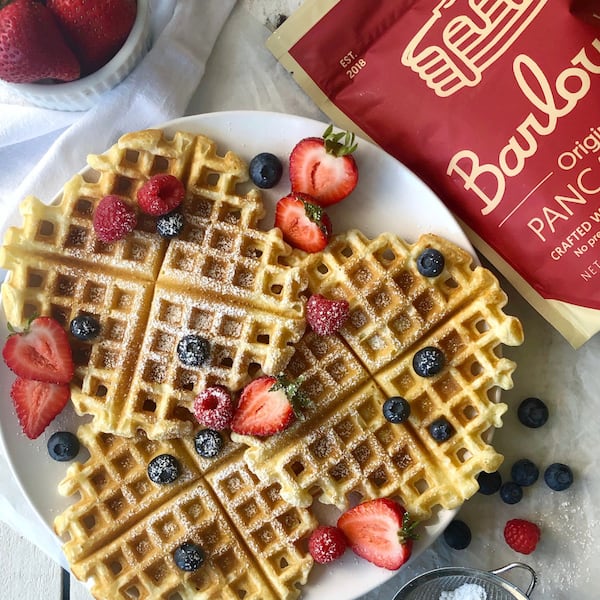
[231, 374, 310, 437]
[337, 498, 418, 570]
[11, 378, 70, 439]
[2, 317, 74, 384]
[274, 193, 332, 253]
[289, 125, 358, 206]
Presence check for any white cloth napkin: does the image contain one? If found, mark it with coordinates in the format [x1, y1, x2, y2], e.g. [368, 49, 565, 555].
[0, 0, 235, 564]
[0, 0, 236, 234]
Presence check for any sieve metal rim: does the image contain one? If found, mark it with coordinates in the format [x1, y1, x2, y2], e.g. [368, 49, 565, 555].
[391, 562, 537, 600]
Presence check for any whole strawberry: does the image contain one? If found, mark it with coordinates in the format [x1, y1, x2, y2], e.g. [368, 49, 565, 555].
[503, 518, 541, 554]
[47, 0, 137, 76]
[0, 0, 80, 83]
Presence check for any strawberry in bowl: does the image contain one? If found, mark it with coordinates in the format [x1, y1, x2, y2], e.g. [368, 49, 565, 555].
[0, 0, 80, 84]
[0, 0, 151, 110]
[47, 0, 137, 77]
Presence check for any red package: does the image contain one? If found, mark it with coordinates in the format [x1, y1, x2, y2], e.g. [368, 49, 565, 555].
[268, 0, 600, 347]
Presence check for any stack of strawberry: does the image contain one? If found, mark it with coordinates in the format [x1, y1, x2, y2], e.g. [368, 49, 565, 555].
[0, 0, 137, 84]
[2, 317, 74, 439]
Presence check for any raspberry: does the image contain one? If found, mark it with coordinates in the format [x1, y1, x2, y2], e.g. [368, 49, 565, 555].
[503, 518, 541, 554]
[93, 195, 137, 242]
[137, 174, 185, 216]
[308, 525, 347, 564]
[306, 294, 349, 335]
[193, 386, 234, 431]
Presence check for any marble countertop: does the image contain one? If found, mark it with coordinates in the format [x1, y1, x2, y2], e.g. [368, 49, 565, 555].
[2, 1, 599, 599]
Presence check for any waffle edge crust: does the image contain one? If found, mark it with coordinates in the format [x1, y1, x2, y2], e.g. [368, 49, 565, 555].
[0, 129, 524, 600]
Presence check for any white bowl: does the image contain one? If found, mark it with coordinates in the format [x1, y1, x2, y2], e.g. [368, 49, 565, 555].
[7, 0, 152, 111]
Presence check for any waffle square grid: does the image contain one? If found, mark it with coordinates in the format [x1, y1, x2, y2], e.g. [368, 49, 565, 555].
[0, 129, 308, 440]
[232, 231, 524, 521]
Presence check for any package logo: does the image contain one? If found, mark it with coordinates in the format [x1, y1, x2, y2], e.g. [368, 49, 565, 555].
[401, 0, 548, 97]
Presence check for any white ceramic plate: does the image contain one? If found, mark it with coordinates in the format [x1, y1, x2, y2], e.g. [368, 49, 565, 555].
[0, 111, 476, 599]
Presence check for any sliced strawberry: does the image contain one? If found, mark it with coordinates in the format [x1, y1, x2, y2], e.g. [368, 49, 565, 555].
[274, 193, 332, 253]
[337, 498, 418, 570]
[2, 317, 74, 384]
[231, 374, 310, 437]
[11, 378, 70, 439]
[289, 125, 358, 206]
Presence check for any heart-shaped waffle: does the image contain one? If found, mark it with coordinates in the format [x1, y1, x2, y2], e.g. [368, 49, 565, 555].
[2, 128, 524, 599]
[232, 230, 524, 520]
[54, 424, 315, 599]
[0, 129, 307, 440]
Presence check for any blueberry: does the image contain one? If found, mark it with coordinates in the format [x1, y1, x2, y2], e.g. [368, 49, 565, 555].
[148, 454, 180, 484]
[429, 417, 454, 442]
[544, 463, 574, 491]
[499, 481, 523, 504]
[416, 248, 445, 277]
[177, 335, 210, 367]
[173, 541, 205, 571]
[517, 397, 549, 428]
[413, 346, 445, 377]
[511, 458, 539, 487]
[70, 314, 101, 341]
[249, 152, 283, 188]
[47, 431, 80, 462]
[477, 470, 502, 495]
[157, 210, 185, 238]
[382, 396, 411, 424]
[194, 429, 224, 458]
[443, 519, 471, 550]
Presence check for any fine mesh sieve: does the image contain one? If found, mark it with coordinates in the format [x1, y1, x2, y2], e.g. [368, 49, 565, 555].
[391, 563, 537, 600]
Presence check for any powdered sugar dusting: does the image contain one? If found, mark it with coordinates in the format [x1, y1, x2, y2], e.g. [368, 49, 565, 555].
[439, 583, 487, 600]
